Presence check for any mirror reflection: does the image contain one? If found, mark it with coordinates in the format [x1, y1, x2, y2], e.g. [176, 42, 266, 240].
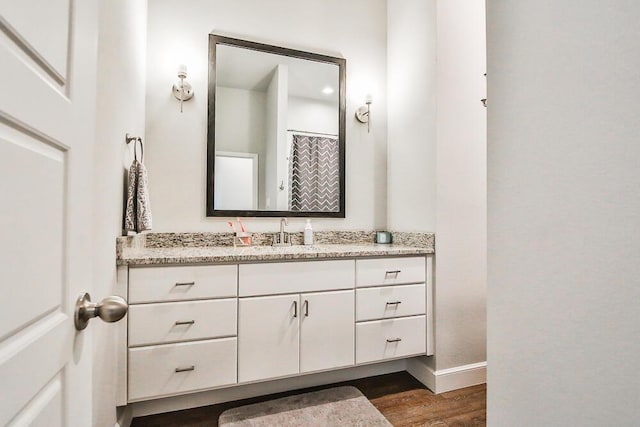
[207, 35, 345, 217]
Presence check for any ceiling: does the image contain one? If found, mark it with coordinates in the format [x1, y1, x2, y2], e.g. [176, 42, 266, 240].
[216, 44, 339, 102]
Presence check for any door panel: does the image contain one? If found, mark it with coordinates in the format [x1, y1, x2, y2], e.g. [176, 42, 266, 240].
[300, 290, 354, 373]
[0, 126, 64, 341]
[8, 373, 63, 427]
[238, 295, 300, 382]
[0, 0, 71, 79]
[0, 0, 98, 425]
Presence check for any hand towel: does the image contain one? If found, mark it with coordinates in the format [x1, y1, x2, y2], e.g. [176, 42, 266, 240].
[125, 159, 152, 233]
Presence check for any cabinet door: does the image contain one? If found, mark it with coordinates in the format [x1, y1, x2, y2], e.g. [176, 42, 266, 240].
[238, 294, 300, 383]
[300, 290, 355, 373]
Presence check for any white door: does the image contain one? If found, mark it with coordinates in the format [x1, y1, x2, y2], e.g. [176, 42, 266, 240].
[238, 295, 300, 383]
[300, 290, 355, 373]
[214, 152, 259, 210]
[0, 1, 98, 426]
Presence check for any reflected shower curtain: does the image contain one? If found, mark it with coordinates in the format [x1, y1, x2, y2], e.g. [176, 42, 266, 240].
[289, 134, 339, 212]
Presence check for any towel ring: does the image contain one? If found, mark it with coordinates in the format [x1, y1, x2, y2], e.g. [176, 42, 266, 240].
[125, 133, 144, 162]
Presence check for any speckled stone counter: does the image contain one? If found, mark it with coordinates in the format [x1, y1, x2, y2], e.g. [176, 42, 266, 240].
[117, 231, 434, 266]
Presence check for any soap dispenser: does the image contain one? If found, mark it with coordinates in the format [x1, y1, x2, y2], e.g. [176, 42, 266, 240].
[304, 219, 314, 245]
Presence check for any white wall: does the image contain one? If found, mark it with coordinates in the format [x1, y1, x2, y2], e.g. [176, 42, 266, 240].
[387, 0, 437, 232]
[288, 96, 339, 135]
[93, 0, 147, 425]
[434, 0, 487, 371]
[216, 86, 266, 207]
[264, 65, 288, 211]
[145, 0, 387, 232]
[215, 87, 266, 154]
[487, 1, 640, 425]
[387, 0, 487, 375]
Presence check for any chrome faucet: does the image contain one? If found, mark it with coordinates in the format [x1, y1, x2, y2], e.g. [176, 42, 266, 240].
[273, 218, 291, 246]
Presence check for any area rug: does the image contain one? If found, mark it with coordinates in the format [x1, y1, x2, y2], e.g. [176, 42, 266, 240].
[219, 386, 392, 426]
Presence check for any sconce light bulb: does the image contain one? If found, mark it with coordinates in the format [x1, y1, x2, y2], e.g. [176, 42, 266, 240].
[177, 64, 187, 78]
[365, 93, 373, 104]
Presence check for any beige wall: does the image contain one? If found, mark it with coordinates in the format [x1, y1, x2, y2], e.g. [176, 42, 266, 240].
[387, 0, 487, 373]
[93, 0, 147, 425]
[387, 0, 438, 232]
[145, 0, 388, 233]
[488, 0, 640, 424]
[434, 0, 487, 371]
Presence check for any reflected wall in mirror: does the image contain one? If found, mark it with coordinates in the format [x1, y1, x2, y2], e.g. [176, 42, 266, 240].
[207, 35, 346, 217]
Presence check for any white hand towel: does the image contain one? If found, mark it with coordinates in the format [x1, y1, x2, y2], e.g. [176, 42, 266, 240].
[125, 159, 152, 233]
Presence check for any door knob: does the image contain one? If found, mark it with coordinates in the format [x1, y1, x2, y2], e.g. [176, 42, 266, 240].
[74, 292, 128, 331]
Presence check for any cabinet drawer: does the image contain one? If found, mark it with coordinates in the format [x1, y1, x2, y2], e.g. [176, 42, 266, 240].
[128, 338, 237, 401]
[356, 316, 426, 364]
[239, 260, 354, 296]
[356, 284, 426, 321]
[128, 299, 237, 346]
[129, 265, 237, 303]
[356, 257, 425, 287]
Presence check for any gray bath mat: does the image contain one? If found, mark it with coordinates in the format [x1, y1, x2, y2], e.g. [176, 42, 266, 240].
[219, 386, 392, 426]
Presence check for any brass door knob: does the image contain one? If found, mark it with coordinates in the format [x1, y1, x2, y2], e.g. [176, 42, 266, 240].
[74, 292, 128, 331]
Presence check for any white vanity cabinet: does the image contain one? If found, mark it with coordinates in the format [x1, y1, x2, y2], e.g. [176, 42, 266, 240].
[238, 294, 300, 382]
[126, 265, 238, 402]
[299, 290, 354, 373]
[119, 254, 432, 406]
[237, 260, 355, 383]
[355, 257, 428, 364]
[238, 289, 355, 383]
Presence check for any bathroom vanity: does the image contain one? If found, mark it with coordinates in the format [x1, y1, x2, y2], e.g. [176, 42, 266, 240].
[115, 232, 434, 412]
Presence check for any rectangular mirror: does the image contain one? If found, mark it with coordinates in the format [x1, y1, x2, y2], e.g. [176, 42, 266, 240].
[207, 35, 346, 217]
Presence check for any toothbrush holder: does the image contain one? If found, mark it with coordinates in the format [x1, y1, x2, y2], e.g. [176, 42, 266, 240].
[233, 233, 252, 248]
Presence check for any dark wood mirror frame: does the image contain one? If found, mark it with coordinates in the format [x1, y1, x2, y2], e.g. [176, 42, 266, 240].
[206, 34, 346, 218]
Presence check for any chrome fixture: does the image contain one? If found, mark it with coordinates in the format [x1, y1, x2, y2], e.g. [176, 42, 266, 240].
[172, 64, 194, 113]
[272, 217, 291, 246]
[74, 292, 128, 331]
[125, 133, 144, 161]
[355, 94, 373, 132]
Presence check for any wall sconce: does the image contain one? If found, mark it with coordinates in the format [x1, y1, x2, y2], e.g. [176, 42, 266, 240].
[355, 94, 373, 132]
[172, 64, 194, 113]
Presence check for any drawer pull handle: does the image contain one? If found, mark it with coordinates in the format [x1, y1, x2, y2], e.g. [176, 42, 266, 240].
[304, 300, 309, 317]
[386, 301, 402, 306]
[175, 281, 195, 287]
[175, 365, 195, 373]
[293, 300, 298, 318]
[386, 338, 402, 343]
[174, 320, 195, 326]
[385, 270, 401, 276]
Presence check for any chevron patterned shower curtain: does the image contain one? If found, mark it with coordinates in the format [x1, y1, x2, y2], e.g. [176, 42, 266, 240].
[289, 134, 339, 212]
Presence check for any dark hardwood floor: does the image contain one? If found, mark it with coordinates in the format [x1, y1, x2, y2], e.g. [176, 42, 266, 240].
[131, 371, 486, 427]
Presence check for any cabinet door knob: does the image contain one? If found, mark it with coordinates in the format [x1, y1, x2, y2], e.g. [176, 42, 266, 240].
[175, 320, 195, 326]
[175, 365, 195, 373]
[386, 338, 402, 343]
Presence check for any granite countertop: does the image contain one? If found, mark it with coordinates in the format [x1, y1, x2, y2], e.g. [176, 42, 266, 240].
[116, 231, 435, 266]
[118, 243, 433, 266]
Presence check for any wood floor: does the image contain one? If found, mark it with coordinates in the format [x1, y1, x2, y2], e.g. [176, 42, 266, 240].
[131, 371, 486, 427]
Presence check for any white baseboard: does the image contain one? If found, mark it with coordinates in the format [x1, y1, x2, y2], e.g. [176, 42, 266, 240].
[407, 357, 486, 394]
[130, 360, 406, 418]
